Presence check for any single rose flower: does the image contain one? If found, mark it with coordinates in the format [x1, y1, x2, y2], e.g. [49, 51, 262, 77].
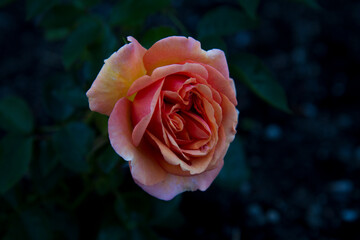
[86, 36, 238, 200]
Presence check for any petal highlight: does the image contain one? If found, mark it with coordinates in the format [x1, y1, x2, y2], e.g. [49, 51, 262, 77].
[143, 36, 229, 78]
[87, 37, 146, 115]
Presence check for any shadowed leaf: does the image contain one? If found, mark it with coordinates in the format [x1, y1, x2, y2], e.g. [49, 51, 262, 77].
[216, 135, 249, 191]
[0, 95, 34, 134]
[26, 0, 58, 19]
[53, 122, 94, 173]
[231, 53, 292, 113]
[197, 6, 257, 38]
[0, 135, 33, 194]
[237, 0, 260, 19]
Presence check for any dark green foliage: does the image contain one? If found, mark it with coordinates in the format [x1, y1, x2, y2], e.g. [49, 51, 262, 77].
[52, 122, 94, 173]
[97, 146, 120, 174]
[197, 6, 257, 38]
[289, 0, 321, 9]
[63, 17, 102, 69]
[110, 0, 171, 28]
[43, 74, 80, 121]
[0, 0, 15, 7]
[98, 225, 128, 240]
[231, 54, 292, 113]
[38, 140, 58, 177]
[0, 135, 33, 194]
[0, 96, 34, 134]
[215, 135, 249, 191]
[21, 208, 53, 240]
[237, 0, 261, 19]
[40, 4, 84, 29]
[26, 0, 58, 20]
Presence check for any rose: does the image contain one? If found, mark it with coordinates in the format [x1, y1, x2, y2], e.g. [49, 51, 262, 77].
[86, 36, 238, 200]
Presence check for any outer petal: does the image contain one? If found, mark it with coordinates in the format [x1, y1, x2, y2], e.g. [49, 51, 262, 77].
[209, 95, 238, 168]
[143, 36, 229, 78]
[87, 37, 147, 115]
[109, 98, 167, 186]
[203, 64, 237, 106]
[219, 94, 238, 143]
[135, 160, 224, 201]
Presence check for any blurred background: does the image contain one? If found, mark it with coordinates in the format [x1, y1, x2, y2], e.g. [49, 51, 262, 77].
[0, 0, 359, 239]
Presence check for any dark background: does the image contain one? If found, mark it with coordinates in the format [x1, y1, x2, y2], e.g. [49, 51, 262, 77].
[0, 0, 359, 239]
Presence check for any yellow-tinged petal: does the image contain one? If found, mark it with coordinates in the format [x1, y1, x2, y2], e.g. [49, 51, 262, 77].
[86, 36, 147, 116]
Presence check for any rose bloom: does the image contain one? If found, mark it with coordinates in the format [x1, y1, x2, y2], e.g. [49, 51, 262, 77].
[87, 36, 238, 200]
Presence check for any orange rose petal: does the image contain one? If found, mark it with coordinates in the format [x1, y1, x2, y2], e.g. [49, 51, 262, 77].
[220, 94, 239, 143]
[87, 37, 146, 115]
[181, 112, 210, 139]
[134, 160, 224, 201]
[132, 80, 164, 146]
[143, 36, 229, 78]
[147, 131, 213, 175]
[109, 98, 167, 186]
[203, 64, 238, 106]
[127, 63, 208, 96]
[147, 99, 171, 146]
[209, 126, 229, 169]
[192, 84, 223, 125]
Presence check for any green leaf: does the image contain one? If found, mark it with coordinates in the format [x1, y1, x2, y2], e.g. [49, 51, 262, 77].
[115, 192, 153, 228]
[130, 226, 160, 240]
[98, 225, 129, 240]
[237, 0, 260, 19]
[21, 208, 53, 240]
[63, 18, 101, 69]
[215, 135, 249, 191]
[197, 6, 257, 38]
[0, 135, 33, 194]
[73, 0, 100, 9]
[40, 4, 84, 29]
[26, 0, 58, 20]
[97, 146, 120, 173]
[288, 0, 321, 9]
[0, 0, 15, 8]
[44, 28, 70, 41]
[141, 26, 178, 48]
[98, 21, 118, 59]
[3, 217, 27, 240]
[0, 95, 34, 134]
[150, 195, 184, 228]
[94, 173, 122, 195]
[43, 74, 76, 121]
[53, 122, 94, 173]
[110, 0, 170, 28]
[231, 53, 292, 113]
[38, 140, 58, 177]
[92, 112, 108, 136]
[53, 87, 88, 108]
[49, 210, 79, 240]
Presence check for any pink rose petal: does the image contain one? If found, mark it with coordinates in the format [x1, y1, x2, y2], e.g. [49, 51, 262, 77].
[135, 159, 224, 201]
[109, 98, 167, 186]
[143, 36, 229, 78]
